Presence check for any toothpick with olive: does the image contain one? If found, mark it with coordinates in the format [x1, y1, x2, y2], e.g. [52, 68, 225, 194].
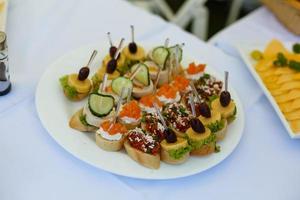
[189, 93, 206, 134]
[78, 50, 97, 81]
[106, 38, 124, 74]
[129, 25, 137, 54]
[220, 71, 231, 107]
[153, 103, 177, 143]
[107, 32, 118, 58]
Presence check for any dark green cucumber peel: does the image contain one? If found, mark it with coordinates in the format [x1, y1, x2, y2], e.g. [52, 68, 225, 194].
[88, 93, 115, 117]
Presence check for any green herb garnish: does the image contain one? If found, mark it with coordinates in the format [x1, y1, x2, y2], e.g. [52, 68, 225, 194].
[59, 75, 78, 98]
[273, 52, 288, 67]
[207, 120, 225, 133]
[289, 60, 300, 71]
[168, 146, 192, 160]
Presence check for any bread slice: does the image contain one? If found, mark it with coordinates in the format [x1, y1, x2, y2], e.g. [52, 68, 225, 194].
[118, 117, 141, 130]
[190, 142, 215, 156]
[186, 127, 215, 156]
[160, 138, 190, 165]
[95, 133, 125, 151]
[69, 108, 97, 132]
[215, 119, 228, 141]
[132, 80, 154, 98]
[124, 140, 160, 169]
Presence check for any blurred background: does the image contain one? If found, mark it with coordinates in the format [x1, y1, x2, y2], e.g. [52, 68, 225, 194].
[126, 0, 261, 40]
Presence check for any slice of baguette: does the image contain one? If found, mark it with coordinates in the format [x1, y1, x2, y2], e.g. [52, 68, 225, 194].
[124, 140, 160, 169]
[95, 133, 125, 151]
[190, 142, 215, 156]
[118, 117, 141, 130]
[69, 108, 97, 132]
[215, 119, 228, 142]
[160, 138, 190, 165]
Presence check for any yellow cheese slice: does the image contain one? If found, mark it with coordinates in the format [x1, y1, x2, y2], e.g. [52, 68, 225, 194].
[260, 70, 275, 79]
[285, 109, 300, 121]
[276, 73, 300, 84]
[289, 120, 300, 133]
[291, 98, 300, 111]
[271, 89, 285, 96]
[274, 67, 296, 75]
[272, 81, 300, 93]
[275, 90, 300, 103]
[266, 82, 281, 90]
[264, 76, 278, 84]
[255, 59, 275, 72]
[263, 39, 290, 58]
[279, 101, 293, 113]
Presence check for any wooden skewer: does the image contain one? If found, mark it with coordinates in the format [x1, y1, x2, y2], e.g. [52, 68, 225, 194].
[189, 93, 196, 117]
[108, 87, 127, 131]
[114, 38, 125, 60]
[153, 103, 168, 129]
[130, 25, 135, 42]
[86, 50, 97, 68]
[126, 87, 132, 103]
[225, 71, 229, 92]
[107, 32, 113, 46]
[100, 73, 108, 93]
[153, 67, 161, 94]
[129, 63, 142, 81]
[164, 38, 169, 48]
[189, 81, 202, 103]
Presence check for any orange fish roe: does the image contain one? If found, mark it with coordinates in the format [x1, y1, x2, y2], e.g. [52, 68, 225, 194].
[101, 121, 127, 135]
[187, 62, 206, 74]
[172, 76, 190, 91]
[119, 101, 142, 119]
[105, 86, 113, 93]
[139, 94, 163, 107]
[157, 84, 178, 99]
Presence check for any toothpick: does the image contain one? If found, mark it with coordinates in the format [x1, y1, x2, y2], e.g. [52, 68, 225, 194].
[225, 71, 229, 92]
[107, 32, 113, 47]
[189, 93, 196, 117]
[114, 38, 125, 60]
[126, 87, 132, 103]
[130, 63, 142, 81]
[153, 67, 161, 94]
[189, 81, 202, 103]
[164, 38, 169, 48]
[108, 87, 127, 131]
[130, 25, 135, 42]
[100, 73, 108, 92]
[86, 50, 97, 68]
[153, 103, 167, 128]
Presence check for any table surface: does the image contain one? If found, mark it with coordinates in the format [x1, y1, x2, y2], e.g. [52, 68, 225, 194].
[1, 1, 300, 199]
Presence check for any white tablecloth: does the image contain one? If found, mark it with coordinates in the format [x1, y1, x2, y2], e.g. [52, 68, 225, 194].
[1, 1, 300, 199]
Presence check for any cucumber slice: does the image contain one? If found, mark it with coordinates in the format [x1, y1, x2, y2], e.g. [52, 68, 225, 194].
[111, 77, 133, 98]
[130, 63, 150, 86]
[88, 93, 114, 117]
[151, 46, 170, 69]
[168, 45, 183, 62]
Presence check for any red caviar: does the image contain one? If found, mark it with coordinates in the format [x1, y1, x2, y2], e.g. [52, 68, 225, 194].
[172, 76, 190, 91]
[187, 62, 206, 74]
[119, 100, 141, 119]
[157, 84, 178, 99]
[101, 121, 127, 135]
[139, 94, 162, 107]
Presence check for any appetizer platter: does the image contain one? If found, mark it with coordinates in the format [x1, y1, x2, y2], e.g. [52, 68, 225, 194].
[36, 27, 244, 179]
[238, 39, 300, 138]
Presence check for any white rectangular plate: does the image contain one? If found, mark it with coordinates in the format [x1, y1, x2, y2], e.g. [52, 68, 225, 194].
[237, 42, 300, 139]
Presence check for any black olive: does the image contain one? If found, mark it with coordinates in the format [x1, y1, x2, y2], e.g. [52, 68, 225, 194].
[199, 102, 211, 118]
[220, 91, 231, 107]
[109, 46, 117, 58]
[106, 59, 117, 74]
[78, 67, 90, 81]
[129, 42, 137, 54]
[165, 128, 177, 143]
[191, 118, 205, 134]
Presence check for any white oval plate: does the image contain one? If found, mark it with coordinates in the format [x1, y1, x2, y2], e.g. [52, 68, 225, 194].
[36, 42, 245, 180]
